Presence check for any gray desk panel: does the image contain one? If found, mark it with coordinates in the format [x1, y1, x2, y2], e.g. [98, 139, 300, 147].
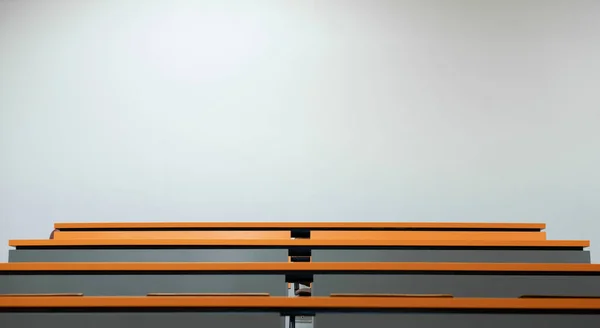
[312, 249, 591, 263]
[315, 313, 600, 328]
[0, 274, 286, 296]
[8, 249, 287, 262]
[0, 313, 282, 328]
[313, 274, 600, 297]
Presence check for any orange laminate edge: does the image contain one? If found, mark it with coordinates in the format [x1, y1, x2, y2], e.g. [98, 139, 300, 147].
[53, 230, 291, 240]
[310, 231, 546, 241]
[53, 222, 546, 230]
[2, 262, 600, 273]
[330, 293, 454, 298]
[0, 296, 599, 310]
[146, 293, 270, 297]
[8, 239, 588, 247]
[1, 293, 84, 297]
[54, 230, 546, 241]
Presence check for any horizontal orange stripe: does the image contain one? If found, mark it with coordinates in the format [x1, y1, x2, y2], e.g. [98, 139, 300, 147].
[147, 293, 270, 297]
[9, 239, 588, 247]
[54, 222, 546, 230]
[311, 231, 545, 241]
[1, 293, 83, 297]
[2, 262, 600, 273]
[54, 230, 545, 241]
[54, 231, 291, 240]
[330, 293, 453, 297]
[0, 296, 598, 310]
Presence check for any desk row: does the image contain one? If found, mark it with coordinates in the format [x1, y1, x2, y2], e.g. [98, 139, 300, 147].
[3, 262, 600, 297]
[8, 247, 591, 263]
[1, 296, 599, 328]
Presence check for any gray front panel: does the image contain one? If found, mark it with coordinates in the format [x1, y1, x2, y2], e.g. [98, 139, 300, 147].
[315, 313, 600, 328]
[314, 274, 600, 297]
[0, 313, 282, 328]
[8, 249, 287, 262]
[312, 249, 591, 263]
[0, 274, 285, 296]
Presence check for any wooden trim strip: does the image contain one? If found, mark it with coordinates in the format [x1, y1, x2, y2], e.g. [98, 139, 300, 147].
[54, 222, 546, 230]
[53, 231, 292, 240]
[330, 293, 454, 298]
[53, 230, 546, 241]
[9, 239, 587, 248]
[147, 293, 270, 297]
[311, 231, 546, 241]
[0, 294, 84, 297]
[2, 262, 600, 273]
[520, 295, 600, 299]
[0, 296, 599, 310]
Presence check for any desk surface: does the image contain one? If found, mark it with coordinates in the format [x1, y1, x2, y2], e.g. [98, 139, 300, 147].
[53, 230, 546, 241]
[54, 222, 546, 230]
[1, 296, 599, 311]
[9, 239, 587, 248]
[2, 262, 600, 273]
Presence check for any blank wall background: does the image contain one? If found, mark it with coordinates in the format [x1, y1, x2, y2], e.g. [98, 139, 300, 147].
[1, 0, 599, 262]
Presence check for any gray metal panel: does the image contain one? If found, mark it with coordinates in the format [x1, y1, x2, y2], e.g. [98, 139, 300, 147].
[313, 274, 600, 297]
[0, 274, 286, 296]
[0, 313, 283, 328]
[312, 249, 591, 263]
[315, 313, 600, 328]
[8, 249, 287, 262]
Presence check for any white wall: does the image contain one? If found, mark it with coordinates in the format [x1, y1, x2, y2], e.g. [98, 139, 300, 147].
[1, 0, 599, 262]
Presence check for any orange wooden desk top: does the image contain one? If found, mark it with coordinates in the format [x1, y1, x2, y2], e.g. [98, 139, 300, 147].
[54, 222, 546, 230]
[9, 238, 588, 248]
[1, 262, 600, 273]
[0, 296, 599, 310]
[52, 230, 546, 241]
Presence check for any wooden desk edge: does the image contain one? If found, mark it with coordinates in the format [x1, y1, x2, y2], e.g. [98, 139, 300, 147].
[9, 239, 587, 247]
[2, 262, 600, 272]
[53, 222, 547, 230]
[0, 296, 599, 310]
